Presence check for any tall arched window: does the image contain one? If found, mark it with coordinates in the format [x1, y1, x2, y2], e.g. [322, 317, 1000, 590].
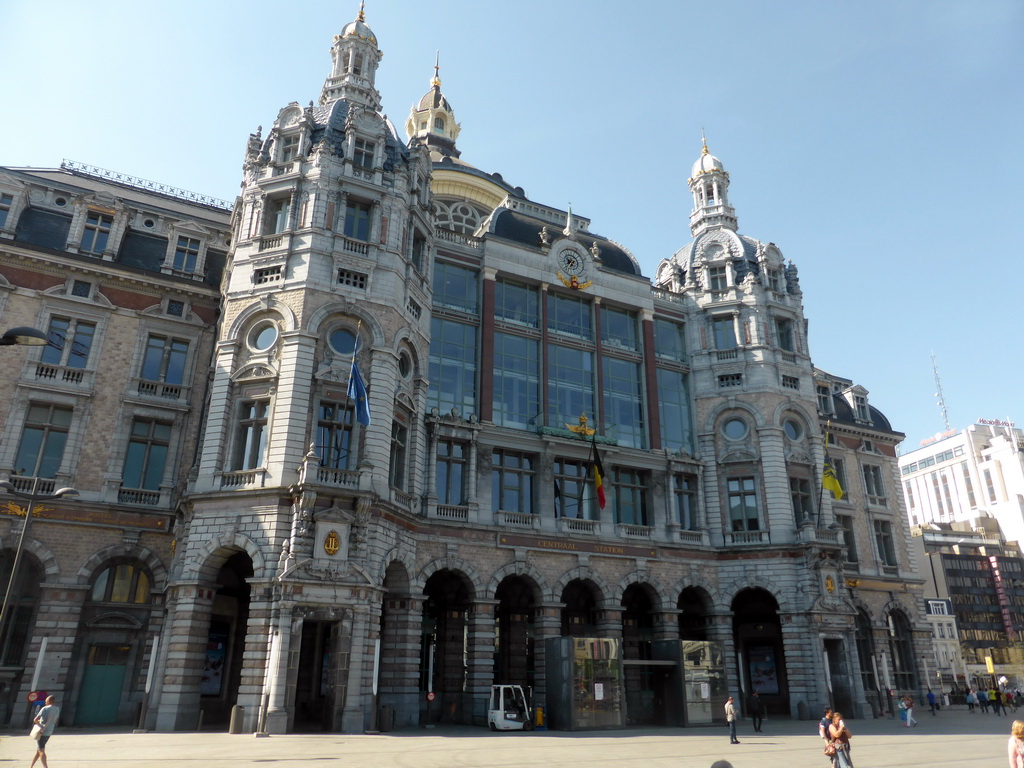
[889, 610, 917, 691]
[855, 610, 876, 694]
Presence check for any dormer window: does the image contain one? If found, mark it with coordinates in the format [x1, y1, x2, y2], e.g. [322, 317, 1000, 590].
[855, 394, 870, 421]
[279, 134, 299, 163]
[172, 236, 201, 274]
[81, 211, 113, 255]
[708, 266, 727, 292]
[817, 385, 833, 415]
[0, 193, 13, 229]
[433, 117, 445, 133]
[353, 138, 374, 169]
[766, 268, 782, 292]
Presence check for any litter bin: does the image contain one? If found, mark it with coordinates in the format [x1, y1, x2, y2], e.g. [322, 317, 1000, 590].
[378, 704, 394, 732]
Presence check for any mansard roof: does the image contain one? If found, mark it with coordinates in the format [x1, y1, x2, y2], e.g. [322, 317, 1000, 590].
[491, 208, 642, 277]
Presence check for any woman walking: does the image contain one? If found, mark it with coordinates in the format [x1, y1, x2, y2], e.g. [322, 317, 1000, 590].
[828, 711, 854, 768]
[1007, 719, 1024, 768]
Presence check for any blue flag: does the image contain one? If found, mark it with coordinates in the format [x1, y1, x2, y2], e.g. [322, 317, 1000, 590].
[348, 350, 371, 426]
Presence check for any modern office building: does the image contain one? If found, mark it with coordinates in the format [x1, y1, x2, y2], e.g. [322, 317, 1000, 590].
[0, 7, 931, 732]
[912, 521, 1024, 690]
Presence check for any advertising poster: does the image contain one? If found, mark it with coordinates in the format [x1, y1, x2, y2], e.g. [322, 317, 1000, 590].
[748, 645, 779, 695]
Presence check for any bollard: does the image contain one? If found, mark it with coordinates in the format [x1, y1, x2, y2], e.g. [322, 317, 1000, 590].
[229, 705, 245, 734]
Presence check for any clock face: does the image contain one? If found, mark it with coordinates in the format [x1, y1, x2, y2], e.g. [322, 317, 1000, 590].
[559, 250, 585, 276]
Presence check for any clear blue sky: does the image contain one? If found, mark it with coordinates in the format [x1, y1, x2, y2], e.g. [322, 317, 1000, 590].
[3, 0, 1021, 450]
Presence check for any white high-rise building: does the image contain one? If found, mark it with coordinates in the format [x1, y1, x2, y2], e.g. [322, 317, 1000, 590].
[899, 421, 1024, 545]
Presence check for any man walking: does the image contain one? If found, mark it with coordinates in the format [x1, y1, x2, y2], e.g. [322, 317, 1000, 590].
[724, 696, 740, 744]
[30, 694, 59, 768]
[927, 689, 937, 715]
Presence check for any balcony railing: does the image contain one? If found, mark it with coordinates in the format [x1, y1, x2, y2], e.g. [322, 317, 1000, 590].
[497, 510, 538, 528]
[135, 378, 187, 400]
[434, 504, 469, 522]
[618, 524, 653, 539]
[219, 469, 267, 488]
[118, 487, 161, 506]
[435, 228, 483, 250]
[677, 529, 704, 545]
[7, 476, 55, 495]
[33, 363, 91, 387]
[341, 236, 370, 256]
[715, 349, 738, 361]
[727, 530, 769, 545]
[392, 488, 417, 510]
[315, 466, 359, 488]
[558, 517, 599, 535]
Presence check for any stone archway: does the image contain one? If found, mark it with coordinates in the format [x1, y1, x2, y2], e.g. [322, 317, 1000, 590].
[494, 575, 538, 690]
[732, 587, 788, 714]
[421, 568, 474, 724]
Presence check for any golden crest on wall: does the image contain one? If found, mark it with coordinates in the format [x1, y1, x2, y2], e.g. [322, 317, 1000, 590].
[323, 529, 341, 556]
[825, 575, 835, 593]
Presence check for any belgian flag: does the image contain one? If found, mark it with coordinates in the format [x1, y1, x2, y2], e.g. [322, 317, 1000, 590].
[590, 437, 606, 509]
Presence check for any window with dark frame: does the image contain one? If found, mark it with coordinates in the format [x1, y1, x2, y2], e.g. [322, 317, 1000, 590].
[80, 211, 113, 254]
[13, 403, 73, 478]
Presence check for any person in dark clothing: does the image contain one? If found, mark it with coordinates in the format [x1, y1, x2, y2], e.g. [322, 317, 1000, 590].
[747, 690, 765, 732]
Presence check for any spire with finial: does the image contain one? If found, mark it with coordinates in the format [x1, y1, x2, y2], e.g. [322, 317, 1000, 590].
[357, 0, 366, 22]
[405, 53, 462, 156]
[688, 133, 737, 235]
[320, 0, 382, 108]
[563, 204, 574, 237]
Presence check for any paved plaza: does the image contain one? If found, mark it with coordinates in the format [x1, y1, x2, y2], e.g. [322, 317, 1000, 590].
[0, 707, 1014, 768]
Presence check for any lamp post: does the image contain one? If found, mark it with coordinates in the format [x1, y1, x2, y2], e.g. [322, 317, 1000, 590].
[0, 326, 49, 347]
[0, 478, 78, 645]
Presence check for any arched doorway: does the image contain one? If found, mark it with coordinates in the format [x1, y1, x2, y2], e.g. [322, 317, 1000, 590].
[494, 576, 536, 690]
[378, 560, 416, 729]
[75, 559, 154, 725]
[561, 579, 599, 636]
[856, 609, 882, 714]
[200, 552, 253, 728]
[732, 588, 788, 714]
[0, 551, 42, 725]
[678, 586, 711, 640]
[888, 610, 917, 692]
[621, 583, 656, 724]
[420, 569, 473, 724]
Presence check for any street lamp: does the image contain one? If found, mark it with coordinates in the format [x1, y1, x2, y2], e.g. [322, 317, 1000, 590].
[0, 479, 78, 644]
[0, 326, 49, 347]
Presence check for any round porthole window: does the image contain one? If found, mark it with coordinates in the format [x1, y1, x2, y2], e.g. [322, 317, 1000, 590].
[398, 350, 412, 378]
[54, 197, 67, 207]
[723, 418, 748, 440]
[784, 419, 803, 440]
[143, 218, 156, 228]
[250, 323, 278, 351]
[329, 328, 356, 356]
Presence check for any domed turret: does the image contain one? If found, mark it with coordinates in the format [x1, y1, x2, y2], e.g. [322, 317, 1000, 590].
[406, 55, 462, 158]
[320, 2, 383, 110]
[688, 138, 737, 236]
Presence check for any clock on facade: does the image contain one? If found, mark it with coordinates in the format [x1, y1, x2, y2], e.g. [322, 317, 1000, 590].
[556, 247, 592, 290]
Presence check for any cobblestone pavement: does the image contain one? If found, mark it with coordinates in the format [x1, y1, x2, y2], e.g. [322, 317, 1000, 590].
[0, 707, 1015, 768]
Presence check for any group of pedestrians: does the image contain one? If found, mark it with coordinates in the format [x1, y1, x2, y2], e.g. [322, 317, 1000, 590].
[967, 687, 1021, 715]
[722, 691, 766, 744]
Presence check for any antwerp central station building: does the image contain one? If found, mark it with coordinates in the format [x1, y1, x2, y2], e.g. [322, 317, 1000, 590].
[0, 8, 929, 732]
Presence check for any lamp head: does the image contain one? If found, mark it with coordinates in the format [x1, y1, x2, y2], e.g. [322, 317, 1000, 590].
[53, 487, 79, 498]
[0, 326, 49, 347]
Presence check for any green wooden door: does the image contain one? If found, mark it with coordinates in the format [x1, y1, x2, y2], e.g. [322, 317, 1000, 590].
[76, 644, 130, 724]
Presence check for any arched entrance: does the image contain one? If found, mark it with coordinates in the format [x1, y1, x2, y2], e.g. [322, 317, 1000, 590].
[561, 579, 600, 636]
[0, 551, 42, 725]
[420, 569, 473, 724]
[732, 588, 788, 714]
[856, 609, 882, 715]
[494, 575, 536, 690]
[678, 586, 711, 640]
[200, 552, 252, 728]
[75, 559, 154, 725]
[378, 560, 417, 729]
[621, 583, 656, 724]
[888, 610, 917, 692]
